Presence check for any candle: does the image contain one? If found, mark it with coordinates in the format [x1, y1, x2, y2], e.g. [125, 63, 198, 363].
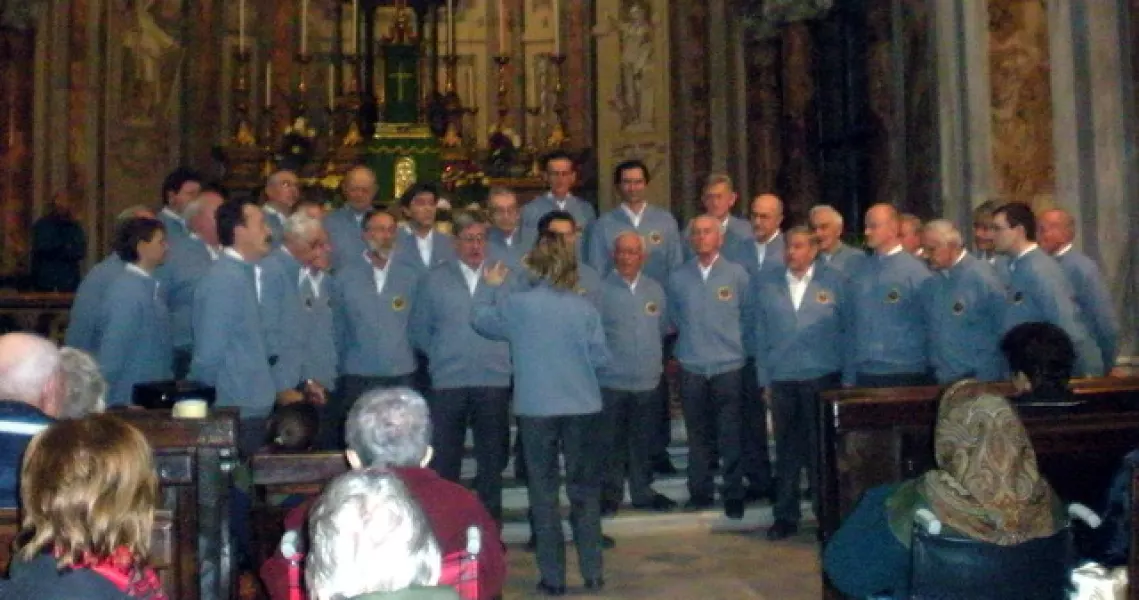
[466, 68, 474, 104]
[498, 0, 507, 54]
[552, 0, 560, 55]
[328, 64, 335, 107]
[265, 62, 272, 107]
[351, 0, 359, 54]
[447, 0, 456, 56]
[300, 0, 309, 54]
[238, 0, 246, 52]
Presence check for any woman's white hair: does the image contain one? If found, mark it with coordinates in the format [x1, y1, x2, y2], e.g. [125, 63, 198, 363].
[345, 387, 431, 468]
[58, 347, 106, 418]
[306, 469, 441, 600]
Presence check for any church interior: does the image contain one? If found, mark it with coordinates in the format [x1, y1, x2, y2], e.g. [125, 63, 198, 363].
[2, 0, 1139, 598]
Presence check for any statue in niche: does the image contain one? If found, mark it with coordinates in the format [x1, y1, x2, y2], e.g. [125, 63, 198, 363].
[121, 0, 181, 123]
[595, 1, 655, 132]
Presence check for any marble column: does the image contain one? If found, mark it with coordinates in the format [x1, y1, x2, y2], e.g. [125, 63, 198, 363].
[933, 0, 994, 230]
[1048, 0, 1139, 360]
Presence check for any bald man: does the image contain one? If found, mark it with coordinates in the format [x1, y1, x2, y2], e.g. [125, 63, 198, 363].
[262, 169, 301, 245]
[325, 165, 378, 270]
[725, 193, 785, 277]
[0, 333, 64, 507]
[597, 231, 676, 514]
[667, 215, 752, 519]
[847, 204, 932, 387]
[1037, 208, 1119, 371]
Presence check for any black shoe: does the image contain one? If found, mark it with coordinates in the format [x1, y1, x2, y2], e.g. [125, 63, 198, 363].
[766, 519, 799, 541]
[652, 456, 679, 475]
[601, 535, 616, 549]
[536, 581, 566, 596]
[584, 577, 605, 591]
[601, 498, 621, 518]
[724, 499, 745, 520]
[683, 496, 714, 511]
[632, 493, 677, 512]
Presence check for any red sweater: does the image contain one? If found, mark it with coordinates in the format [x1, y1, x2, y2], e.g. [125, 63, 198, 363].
[259, 466, 506, 600]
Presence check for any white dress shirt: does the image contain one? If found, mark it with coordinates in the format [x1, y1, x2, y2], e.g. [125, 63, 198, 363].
[367, 251, 391, 295]
[458, 261, 481, 295]
[621, 203, 647, 228]
[415, 229, 434, 266]
[787, 264, 814, 311]
[698, 254, 719, 282]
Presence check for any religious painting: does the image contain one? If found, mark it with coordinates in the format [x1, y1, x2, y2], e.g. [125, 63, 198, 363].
[594, 0, 655, 132]
[119, 0, 183, 126]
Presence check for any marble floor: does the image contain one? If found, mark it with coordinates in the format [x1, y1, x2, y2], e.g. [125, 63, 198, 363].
[502, 528, 822, 599]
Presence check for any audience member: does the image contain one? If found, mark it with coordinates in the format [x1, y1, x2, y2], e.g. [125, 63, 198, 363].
[306, 468, 459, 600]
[260, 387, 505, 600]
[1000, 321, 1076, 404]
[0, 332, 63, 507]
[58, 346, 107, 418]
[266, 402, 320, 453]
[823, 380, 1063, 598]
[30, 191, 86, 292]
[0, 415, 165, 599]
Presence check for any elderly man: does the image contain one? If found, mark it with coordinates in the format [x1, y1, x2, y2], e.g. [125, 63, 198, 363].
[325, 165, 378, 270]
[920, 219, 1007, 383]
[409, 210, 513, 523]
[900, 213, 924, 257]
[65, 205, 156, 353]
[264, 388, 505, 600]
[587, 160, 683, 287]
[750, 226, 850, 540]
[397, 183, 456, 274]
[0, 333, 64, 507]
[486, 186, 532, 272]
[726, 193, 785, 277]
[262, 169, 301, 245]
[596, 231, 676, 514]
[684, 174, 751, 260]
[331, 210, 422, 442]
[848, 204, 932, 387]
[1037, 208, 1120, 373]
[522, 150, 596, 233]
[668, 215, 752, 519]
[159, 187, 223, 377]
[808, 204, 866, 276]
[157, 167, 202, 242]
[58, 347, 106, 418]
[992, 202, 1103, 377]
[260, 212, 336, 412]
[190, 198, 277, 455]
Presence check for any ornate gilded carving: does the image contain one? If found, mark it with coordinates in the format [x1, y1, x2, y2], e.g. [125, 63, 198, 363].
[989, 0, 1055, 204]
[393, 155, 417, 200]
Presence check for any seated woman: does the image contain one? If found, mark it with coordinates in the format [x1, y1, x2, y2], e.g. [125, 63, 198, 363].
[822, 379, 1065, 599]
[0, 414, 166, 599]
[96, 216, 173, 407]
[1000, 321, 1076, 404]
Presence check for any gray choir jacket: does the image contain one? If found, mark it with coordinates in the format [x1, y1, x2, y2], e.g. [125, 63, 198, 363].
[587, 204, 684, 288]
[1002, 247, 1104, 377]
[1057, 248, 1120, 371]
[848, 250, 932, 379]
[157, 235, 215, 351]
[409, 261, 513, 390]
[324, 206, 368, 271]
[597, 270, 668, 392]
[750, 264, 851, 387]
[261, 248, 338, 391]
[817, 242, 867, 277]
[521, 192, 597, 234]
[472, 281, 610, 417]
[97, 268, 173, 407]
[332, 255, 421, 379]
[667, 257, 752, 377]
[65, 253, 124, 352]
[396, 226, 457, 275]
[922, 253, 1007, 383]
[190, 254, 277, 418]
[724, 230, 786, 280]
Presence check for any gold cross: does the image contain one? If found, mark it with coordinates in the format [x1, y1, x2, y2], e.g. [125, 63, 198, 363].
[388, 67, 415, 101]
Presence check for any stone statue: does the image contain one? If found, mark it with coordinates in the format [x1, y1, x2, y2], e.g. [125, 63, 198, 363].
[595, 1, 654, 132]
[121, 0, 179, 118]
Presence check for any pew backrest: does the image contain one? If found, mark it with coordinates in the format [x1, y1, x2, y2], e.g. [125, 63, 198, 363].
[249, 451, 350, 568]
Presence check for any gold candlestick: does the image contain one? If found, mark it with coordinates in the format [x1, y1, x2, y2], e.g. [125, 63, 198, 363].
[341, 53, 363, 146]
[546, 53, 568, 147]
[441, 55, 463, 147]
[293, 52, 313, 121]
[233, 49, 257, 146]
[493, 55, 510, 135]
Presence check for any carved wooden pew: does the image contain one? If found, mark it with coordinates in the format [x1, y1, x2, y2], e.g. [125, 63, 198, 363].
[248, 451, 350, 573]
[818, 377, 1139, 599]
[118, 408, 240, 600]
[0, 410, 238, 600]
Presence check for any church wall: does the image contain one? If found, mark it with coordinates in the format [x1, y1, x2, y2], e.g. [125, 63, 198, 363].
[0, 27, 35, 279]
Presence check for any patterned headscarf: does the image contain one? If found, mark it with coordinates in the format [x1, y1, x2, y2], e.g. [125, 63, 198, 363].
[919, 380, 1059, 545]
